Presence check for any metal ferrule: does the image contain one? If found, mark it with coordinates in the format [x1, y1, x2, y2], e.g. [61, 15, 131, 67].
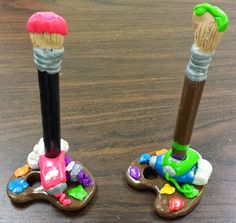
[186, 44, 214, 82]
[33, 48, 64, 74]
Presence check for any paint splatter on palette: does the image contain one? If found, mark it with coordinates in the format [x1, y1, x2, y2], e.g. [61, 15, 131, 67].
[7, 161, 96, 211]
[126, 151, 206, 219]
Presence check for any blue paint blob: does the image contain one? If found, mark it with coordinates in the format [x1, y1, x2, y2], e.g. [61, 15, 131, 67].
[8, 178, 29, 194]
[139, 153, 151, 164]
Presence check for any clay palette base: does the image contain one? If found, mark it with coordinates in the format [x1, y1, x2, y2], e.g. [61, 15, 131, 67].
[7, 161, 96, 211]
[126, 151, 206, 219]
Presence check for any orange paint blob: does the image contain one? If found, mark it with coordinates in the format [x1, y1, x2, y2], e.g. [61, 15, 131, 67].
[14, 164, 30, 177]
[155, 149, 168, 156]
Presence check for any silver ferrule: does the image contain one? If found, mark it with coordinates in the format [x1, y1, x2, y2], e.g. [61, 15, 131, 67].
[186, 44, 214, 82]
[33, 48, 64, 74]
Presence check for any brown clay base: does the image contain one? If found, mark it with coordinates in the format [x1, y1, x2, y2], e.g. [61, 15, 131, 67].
[7, 161, 96, 211]
[126, 151, 206, 219]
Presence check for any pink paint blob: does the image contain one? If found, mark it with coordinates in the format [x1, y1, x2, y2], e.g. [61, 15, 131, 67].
[39, 151, 67, 189]
[27, 12, 68, 35]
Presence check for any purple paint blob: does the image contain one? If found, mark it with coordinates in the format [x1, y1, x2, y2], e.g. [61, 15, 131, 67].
[77, 169, 93, 187]
[66, 170, 71, 181]
[65, 155, 73, 166]
[83, 178, 94, 187]
[129, 165, 141, 180]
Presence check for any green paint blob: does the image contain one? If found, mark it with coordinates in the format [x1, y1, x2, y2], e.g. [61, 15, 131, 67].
[194, 3, 229, 32]
[182, 184, 199, 198]
[162, 149, 200, 176]
[67, 184, 88, 201]
[172, 140, 189, 151]
[165, 173, 200, 198]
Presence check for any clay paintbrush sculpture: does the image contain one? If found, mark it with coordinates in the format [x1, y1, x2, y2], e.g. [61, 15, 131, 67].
[7, 12, 96, 211]
[126, 3, 229, 219]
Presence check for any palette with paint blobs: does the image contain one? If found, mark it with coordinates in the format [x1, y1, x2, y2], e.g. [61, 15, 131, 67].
[127, 150, 206, 218]
[7, 149, 96, 211]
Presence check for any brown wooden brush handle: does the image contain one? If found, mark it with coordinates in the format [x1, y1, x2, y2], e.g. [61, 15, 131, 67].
[171, 44, 213, 160]
[171, 77, 205, 160]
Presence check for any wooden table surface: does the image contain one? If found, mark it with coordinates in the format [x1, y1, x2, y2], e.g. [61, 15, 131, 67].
[0, 0, 236, 222]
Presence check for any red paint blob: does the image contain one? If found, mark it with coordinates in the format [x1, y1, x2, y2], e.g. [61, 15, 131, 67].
[27, 12, 68, 35]
[168, 197, 184, 212]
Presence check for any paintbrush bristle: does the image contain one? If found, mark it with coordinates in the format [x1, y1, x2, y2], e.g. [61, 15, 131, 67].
[193, 12, 224, 53]
[29, 33, 64, 49]
[27, 12, 67, 49]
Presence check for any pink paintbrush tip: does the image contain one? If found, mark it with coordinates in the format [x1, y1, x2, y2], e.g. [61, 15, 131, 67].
[27, 12, 68, 35]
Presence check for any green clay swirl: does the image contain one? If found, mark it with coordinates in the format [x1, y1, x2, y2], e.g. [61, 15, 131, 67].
[194, 3, 229, 32]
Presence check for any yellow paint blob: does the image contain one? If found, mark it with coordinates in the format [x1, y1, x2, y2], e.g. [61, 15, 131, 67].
[155, 148, 168, 156]
[14, 164, 30, 177]
[160, 184, 175, 195]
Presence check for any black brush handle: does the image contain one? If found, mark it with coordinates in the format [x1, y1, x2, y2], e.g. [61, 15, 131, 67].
[38, 71, 61, 158]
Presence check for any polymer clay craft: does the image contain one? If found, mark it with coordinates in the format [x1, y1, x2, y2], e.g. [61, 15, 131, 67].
[7, 12, 95, 211]
[126, 3, 229, 219]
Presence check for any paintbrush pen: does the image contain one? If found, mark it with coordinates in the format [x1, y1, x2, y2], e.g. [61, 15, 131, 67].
[27, 12, 68, 158]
